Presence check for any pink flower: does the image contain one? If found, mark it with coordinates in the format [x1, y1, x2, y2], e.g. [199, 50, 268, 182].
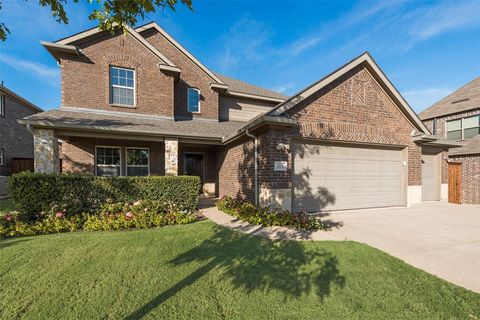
[55, 212, 63, 218]
[5, 216, 12, 221]
[125, 212, 133, 220]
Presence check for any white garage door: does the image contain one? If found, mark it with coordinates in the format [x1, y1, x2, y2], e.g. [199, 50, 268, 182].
[293, 143, 406, 212]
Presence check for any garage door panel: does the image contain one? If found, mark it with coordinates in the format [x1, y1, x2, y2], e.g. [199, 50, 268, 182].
[293, 143, 405, 212]
[422, 154, 440, 201]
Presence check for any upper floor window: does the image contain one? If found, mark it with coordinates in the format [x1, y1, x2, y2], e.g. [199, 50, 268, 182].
[110, 66, 135, 106]
[447, 115, 480, 140]
[187, 88, 200, 113]
[0, 94, 5, 116]
[0, 149, 4, 165]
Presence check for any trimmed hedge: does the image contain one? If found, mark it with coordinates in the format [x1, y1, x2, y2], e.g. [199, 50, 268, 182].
[8, 172, 201, 221]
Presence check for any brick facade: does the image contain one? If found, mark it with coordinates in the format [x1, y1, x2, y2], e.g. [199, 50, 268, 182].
[217, 138, 255, 202]
[218, 66, 424, 204]
[61, 32, 175, 117]
[62, 137, 165, 176]
[449, 155, 480, 204]
[140, 28, 220, 120]
[423, 109, 480, 138]
[423, 109, 480, 204]
[0, 91, 39, 176]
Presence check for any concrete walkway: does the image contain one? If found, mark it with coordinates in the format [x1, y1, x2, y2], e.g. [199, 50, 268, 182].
[201, 202, 480, 293]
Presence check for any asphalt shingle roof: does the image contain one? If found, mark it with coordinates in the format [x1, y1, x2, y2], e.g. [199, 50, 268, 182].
[21, 109, 246, 140]
[449, 135, 480, 156]
[419, 77, 480, 120]
[215, 73, 288, 100]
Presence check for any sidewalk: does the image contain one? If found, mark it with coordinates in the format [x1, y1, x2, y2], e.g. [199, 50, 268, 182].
[200, 206, 340, 241]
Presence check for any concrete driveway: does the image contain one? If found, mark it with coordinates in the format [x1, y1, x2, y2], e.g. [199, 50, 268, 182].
[322, 202, 480, 293]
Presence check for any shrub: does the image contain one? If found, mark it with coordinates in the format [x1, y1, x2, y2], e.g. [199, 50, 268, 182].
[8, 173, 200, 221]
[0, 208, 81, 237]
[216, 196, 325, 231]
[83, 199, 196, 231]
[0, 200, 197, 237]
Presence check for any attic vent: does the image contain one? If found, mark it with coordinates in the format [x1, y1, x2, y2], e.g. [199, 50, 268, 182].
[451, 98, 469, 104]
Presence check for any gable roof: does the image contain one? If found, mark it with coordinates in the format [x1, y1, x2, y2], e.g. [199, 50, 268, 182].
[135, 22, 224, 84]
[267, 52, 430, 133]
[215, 73, 287, 102]
[0, 85, 43, 113]
[419, 76, 480, 120]
[43, 25, 179, 70]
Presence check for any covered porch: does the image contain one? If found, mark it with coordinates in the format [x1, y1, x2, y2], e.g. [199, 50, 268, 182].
[20, 108, 244, 197]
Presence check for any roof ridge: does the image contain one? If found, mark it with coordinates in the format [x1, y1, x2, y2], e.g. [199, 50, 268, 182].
[214, 72, 288, 99]
[419, 76, 480, 120]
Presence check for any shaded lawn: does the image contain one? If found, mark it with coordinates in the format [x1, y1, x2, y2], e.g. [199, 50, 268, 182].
[0, 221, 479, 319]
[0, 198, 13, 213]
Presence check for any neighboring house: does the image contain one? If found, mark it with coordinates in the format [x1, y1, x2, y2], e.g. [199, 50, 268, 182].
[20, 22, 458, 212]
[420, 77, 480, 204]
[0, 84, 43, 195]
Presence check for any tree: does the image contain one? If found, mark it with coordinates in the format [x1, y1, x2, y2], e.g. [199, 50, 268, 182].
[0, 0, 192, 41]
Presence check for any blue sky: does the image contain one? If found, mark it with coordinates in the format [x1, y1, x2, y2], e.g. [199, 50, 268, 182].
[1, 0, 479, 112]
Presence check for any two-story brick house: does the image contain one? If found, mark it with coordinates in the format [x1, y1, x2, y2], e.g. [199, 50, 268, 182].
[0, 84, 43, 195]
[420, 77, 480, 204]
[20, 22, 459, 211]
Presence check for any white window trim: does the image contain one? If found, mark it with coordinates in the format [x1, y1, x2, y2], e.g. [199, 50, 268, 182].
[126, 147, 150, 176]
[110, 66, 136, 107]
[95, 146, 122, 176]
[446, 115, 480, 140]
[187, 87, 201, 114]
[0, 149, 4, 165]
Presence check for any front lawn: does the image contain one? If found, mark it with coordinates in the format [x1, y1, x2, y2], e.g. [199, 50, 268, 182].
[0, 221, 478, 319]
[0, 198, 13, 213]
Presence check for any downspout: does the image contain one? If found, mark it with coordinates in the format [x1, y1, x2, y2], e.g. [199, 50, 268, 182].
[26, 124, 34, 135]
[245, 129, 258, 206]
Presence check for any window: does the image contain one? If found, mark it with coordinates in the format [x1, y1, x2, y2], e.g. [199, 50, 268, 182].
[0, 94, 4, 117]
[0, 149, 4, 165]
[110, 66, 135, 106]
[96, 147, 121, 176]
[187, 88, 200, 113]
[447, 115, 480, 140]
[126, 148, 149, 176]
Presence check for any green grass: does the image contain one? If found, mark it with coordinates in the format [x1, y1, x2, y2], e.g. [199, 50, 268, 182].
[0, 221, 478, 319]
[0, 198, 14, 213]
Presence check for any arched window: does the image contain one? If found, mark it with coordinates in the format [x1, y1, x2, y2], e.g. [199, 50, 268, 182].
[187, 88, 200, 113]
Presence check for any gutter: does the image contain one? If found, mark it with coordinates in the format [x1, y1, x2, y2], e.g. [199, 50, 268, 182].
[245, 129, 258, 206]
[222, 115, 297, 144]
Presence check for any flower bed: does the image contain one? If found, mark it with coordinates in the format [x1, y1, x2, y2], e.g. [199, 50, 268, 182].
[0, 200, 196, 237]
[216, 196, 325, 230]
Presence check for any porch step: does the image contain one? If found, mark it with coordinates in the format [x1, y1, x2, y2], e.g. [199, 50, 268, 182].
[198, 196, 218, 209]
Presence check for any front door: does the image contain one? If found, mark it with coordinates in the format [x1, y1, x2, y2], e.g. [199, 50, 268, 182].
[185, 153, 204, 186]
[448, 162, 462, 204]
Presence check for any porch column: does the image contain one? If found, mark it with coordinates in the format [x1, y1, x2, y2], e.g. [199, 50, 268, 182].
[165, 138, 178, 176]
[33, 128, 60, 173]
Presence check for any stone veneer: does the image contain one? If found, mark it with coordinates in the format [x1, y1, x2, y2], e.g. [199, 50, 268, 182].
[33, 128, 59, 173]
[165, 138, 178, 176]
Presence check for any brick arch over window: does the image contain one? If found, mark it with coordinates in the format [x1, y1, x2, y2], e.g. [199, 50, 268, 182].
[104, 55, 142, 107]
